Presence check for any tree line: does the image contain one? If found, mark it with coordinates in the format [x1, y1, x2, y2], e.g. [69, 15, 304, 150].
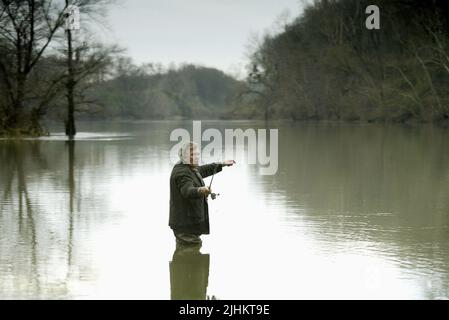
[81, 60, 246, 120]
[0, 0, 247, 135]
[3, 0, 448, 136]
[240, 0, 449, 124]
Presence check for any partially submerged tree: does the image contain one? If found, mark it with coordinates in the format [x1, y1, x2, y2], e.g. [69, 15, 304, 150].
[60, 0, 121, 139]
[0, 0, 118, 136]
[0, 0, 68, 134]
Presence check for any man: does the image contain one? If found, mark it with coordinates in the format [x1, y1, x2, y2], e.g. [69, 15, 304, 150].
[169, 142, 235, 246]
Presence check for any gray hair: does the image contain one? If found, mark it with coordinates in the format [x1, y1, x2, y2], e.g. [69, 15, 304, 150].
[178, 141, 198, 164]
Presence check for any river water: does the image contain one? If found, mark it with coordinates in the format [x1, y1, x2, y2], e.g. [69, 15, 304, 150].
[0, 120, 448, 299]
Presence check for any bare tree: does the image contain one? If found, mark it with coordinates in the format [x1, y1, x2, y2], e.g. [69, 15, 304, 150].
[0, 0, 69, 133]
[0, 0, 117, 135]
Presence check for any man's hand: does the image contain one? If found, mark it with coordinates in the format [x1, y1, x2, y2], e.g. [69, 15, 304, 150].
[222, 160, 236, 167]
[198, 186, 211, 196]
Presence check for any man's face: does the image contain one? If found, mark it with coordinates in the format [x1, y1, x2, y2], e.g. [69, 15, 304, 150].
[189, 146, 200, 166]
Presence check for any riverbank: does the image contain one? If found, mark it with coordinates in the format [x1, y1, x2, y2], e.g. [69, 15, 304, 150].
[0, 126, 50, 138]
[1, 116, 448, 139]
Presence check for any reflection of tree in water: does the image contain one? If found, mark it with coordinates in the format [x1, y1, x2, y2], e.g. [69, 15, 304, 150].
[250, 124, 449, 298]
[66, 140, 75, 279]
[0, 126, 175, 299]
[169, 244, 211, 300]
[0, 141, 46, 297]
[0, 140, 89, 298]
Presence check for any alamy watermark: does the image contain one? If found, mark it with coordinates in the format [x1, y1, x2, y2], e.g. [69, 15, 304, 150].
[64, 4, 80, 31]
[170, 121, 279, 175]
[365, 5, 380, 30]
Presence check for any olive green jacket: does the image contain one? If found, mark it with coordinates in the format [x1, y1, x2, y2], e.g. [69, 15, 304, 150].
[169, 162, 223, 235]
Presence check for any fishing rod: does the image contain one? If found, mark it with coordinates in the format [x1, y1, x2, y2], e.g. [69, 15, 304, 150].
[208, 163, 220, 200]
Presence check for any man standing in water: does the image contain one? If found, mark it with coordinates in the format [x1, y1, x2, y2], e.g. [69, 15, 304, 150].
[169, 142, 235, 246]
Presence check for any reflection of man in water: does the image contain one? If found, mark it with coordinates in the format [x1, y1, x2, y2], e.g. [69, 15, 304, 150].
[169, 141, 235, 245]
[169, 244, 210, 300]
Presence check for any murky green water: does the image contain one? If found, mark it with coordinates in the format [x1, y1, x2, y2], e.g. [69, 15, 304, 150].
[0, 121, 448, 299]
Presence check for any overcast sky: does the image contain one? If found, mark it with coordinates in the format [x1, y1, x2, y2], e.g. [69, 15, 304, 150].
[99, 0, 307, 78]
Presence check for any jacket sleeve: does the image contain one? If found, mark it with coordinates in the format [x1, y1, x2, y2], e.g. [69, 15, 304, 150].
[198, 163, 223, 179]
[175, 172, 203, 199]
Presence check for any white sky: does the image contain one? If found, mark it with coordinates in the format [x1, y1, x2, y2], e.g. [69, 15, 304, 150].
[98, 0, 308, 78]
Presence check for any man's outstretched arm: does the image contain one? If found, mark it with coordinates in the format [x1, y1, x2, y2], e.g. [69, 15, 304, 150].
[198, 160, 235, 178]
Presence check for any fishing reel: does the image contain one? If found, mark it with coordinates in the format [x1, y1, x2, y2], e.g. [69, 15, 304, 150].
[210, 192, 220, 200]
[207, 162, 221, 200]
